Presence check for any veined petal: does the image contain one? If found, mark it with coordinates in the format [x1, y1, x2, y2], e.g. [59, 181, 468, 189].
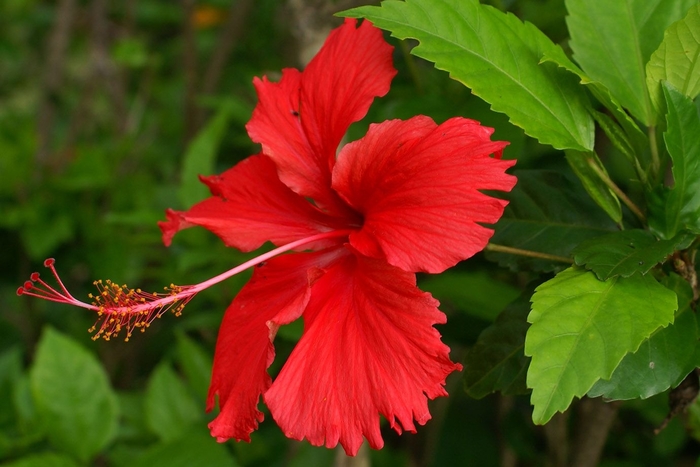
[246, 18, 395, 211]
[265, 249, 461, 456]
[158, 155, 346, 251]
[207, 248, 342, 443]
[333, 116, 517, 274]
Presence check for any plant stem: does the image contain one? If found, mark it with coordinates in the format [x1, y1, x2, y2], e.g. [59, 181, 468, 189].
[585, 158, 646, 223]
[485, 244, 573, 264]
[649, 125, 660, 179]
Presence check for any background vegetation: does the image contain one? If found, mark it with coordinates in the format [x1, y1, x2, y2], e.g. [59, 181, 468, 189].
[1, 0, 699, 466]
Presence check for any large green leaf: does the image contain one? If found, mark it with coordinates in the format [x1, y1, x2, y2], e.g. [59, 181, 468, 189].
[29, 328, 119, 463]
[588, 274, 698, 400]
[343, 0, 594, 151]
[175, 333, 213, 402]
[648, 82, 700, 238]
[144, 362, 201, 443]
[566, 0, 697, 125]
[132, 427, 237, 467]
[647, 4, 700, 115]
[486, 170, 617, 272]
[463, 292, 532, 398]
[525, 267, 677, 424]
[573, 229, 693, 280]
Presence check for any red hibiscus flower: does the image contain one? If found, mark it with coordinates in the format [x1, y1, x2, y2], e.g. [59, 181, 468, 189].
[18, 18, 516, 455]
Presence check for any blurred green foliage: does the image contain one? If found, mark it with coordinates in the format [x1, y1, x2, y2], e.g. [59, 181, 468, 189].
[2, 0, 700, 466]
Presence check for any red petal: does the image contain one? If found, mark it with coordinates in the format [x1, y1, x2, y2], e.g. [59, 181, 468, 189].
[158, 155, 347, 251]
[246, 19, 395, 211]
[333, 116, 517, 273]
[265, 250, 461, 456]
[207, 248, 343, 443]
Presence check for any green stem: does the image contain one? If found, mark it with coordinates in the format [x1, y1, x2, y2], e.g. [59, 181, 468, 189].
[485, 244, 573, 264]
[649, 125, 660, 179]
[586, 158, 646, 224]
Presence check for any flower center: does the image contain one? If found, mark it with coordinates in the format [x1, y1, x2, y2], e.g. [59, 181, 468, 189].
[17, 229, 353, 341]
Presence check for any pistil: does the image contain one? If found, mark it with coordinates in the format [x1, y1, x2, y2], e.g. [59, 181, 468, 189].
[18, 230, 352, 341]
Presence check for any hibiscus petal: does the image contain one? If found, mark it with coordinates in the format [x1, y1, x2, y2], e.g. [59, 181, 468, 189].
[207, 248, 342, 442]
[246, 18, 395, 211]
[158, 155, 344, 251]
[332, 116, 517, 274]
[265, 249, 461, 456]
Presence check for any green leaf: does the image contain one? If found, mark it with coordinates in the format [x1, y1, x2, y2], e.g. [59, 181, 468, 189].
[176, 333, 213, 401]
[588, 273, 697, 400]
[179, 104, 231, 207]
[463, 292, 531, 398]
[573, 229, 692, 280]
[420, 270, 520, 321]
[487, 170, 617, 272]
[566, 0, 697, 125]
[648, 82, 700, 238]
[343, 0, 594, 151]
[132, 427, 237, 467]
[564, 150, 622, 224]
[0, 453, 80, 467]
[525, 267, 677, 424]
[0, 347, 22, 426]
[144, 362, 201, 443]
[29, 327, 119, 462]
[647, 4, 700, 116]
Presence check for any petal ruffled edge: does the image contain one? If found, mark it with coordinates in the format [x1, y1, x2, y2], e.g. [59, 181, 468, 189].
[264, 248, 461, 455]
[207, 248, 344, 442]
[332, 116, 517, 273]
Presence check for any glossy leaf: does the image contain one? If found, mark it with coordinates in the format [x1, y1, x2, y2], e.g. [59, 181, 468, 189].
[29, 328, 119, 463]
[463, 292, 531, 398]
[144, 362, 201, 442]
[588, 274, 697, 400]
[565, 150, 622, 224]
[646, 4, 700, 115]
[487, 170, 617, 272]
[526, 268, 677, 424]
[343, 0, 595, 151]
[566, 0, 697, 125]
[573, 229, 692, 280]
[648, 83, 700, 238]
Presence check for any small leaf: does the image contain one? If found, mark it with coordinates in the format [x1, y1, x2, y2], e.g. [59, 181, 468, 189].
[420, 270, 520, 321]
[343, 0, 594, 151]
[487, 170, 617, 272]
[646, 4, 700, 116]
[565, 150, 622, 224]
[144, 362, 201, 443]
[648, 82, 700, 238]
[573, 229, 692, 280]
[176, 333, 213, 401]
[29, 327, 119, 462]
[179, 104, 232, 207]
[566, 0, 697, 125]
[526, 268, 677, 424]
[588, 273, 697, 400]
[132, 427, 237, 467]
[463, 292, 532, 398]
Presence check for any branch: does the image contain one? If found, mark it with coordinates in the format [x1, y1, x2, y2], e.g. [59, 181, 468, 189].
[570, 398, 620, 467]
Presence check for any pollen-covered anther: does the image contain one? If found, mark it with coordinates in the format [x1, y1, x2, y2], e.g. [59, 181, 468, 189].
[88, 280, 194, 342]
